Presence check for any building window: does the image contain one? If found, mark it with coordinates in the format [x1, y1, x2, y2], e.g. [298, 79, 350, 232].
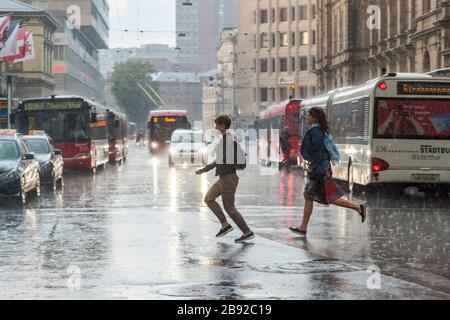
[260, 58, 268, 73]
[279, 58, 288, 72]
[279, 8, 288, 22]
[311, 5, 317, 19]
[299, 5, 308, 20]
[291, 7, 296, 21]
[280, 87, 288, 100]
[310, 86, 316, 97]
[271, 58, 276, 73]
[311, 31, 316, 45]
[279, 33, 288, 47]
[311, 56, 316, 70]
[271, 9, 276, 22]
[291, 57, 296, 72]
[300, 86, 308, 98]
[260, 88, 268, 102]
[299, 56, 308, 71]
[260, 9, 268, 24]
[272, 33, 276, 48]
[291, 32, 296, 46]
[260, 33, 269, 48]
[300, 31, 309, 45]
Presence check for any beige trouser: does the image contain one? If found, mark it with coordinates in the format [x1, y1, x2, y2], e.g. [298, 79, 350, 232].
[204, 173, 251, 234]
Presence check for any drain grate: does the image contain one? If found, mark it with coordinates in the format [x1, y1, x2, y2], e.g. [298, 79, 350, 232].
[252, 260, 358, 274]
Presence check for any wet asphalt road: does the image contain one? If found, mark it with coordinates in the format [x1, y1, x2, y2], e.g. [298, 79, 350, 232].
[0, 145, 449, 300]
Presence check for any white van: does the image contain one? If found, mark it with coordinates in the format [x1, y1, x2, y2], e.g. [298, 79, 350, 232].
[168, 130, 206, 167]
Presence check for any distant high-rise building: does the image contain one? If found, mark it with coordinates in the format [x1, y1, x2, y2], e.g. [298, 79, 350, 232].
[176, 0, 238, 72]
[22, 0, 109, 103]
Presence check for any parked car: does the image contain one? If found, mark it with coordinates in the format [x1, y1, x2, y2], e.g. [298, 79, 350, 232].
[0, 130, 40, 204]
[24, 133, 63, 190]
[168, 130, 207, 167]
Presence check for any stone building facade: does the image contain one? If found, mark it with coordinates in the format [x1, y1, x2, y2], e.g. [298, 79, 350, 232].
[316, 0, 450, 92]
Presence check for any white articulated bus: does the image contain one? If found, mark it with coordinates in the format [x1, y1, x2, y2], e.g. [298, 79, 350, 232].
[300, 73, 450, 191]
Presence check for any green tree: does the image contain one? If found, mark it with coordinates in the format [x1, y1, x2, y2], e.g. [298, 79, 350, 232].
[111, 61, 159, 128]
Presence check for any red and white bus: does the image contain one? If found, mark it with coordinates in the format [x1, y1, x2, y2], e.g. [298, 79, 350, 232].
[147, 110, 191, 153]
[256, 99, 301, 167]
[15, 96, 110, 173]
[107, 110, 128, 164]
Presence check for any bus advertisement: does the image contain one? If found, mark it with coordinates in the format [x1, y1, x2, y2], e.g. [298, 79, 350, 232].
[15, 96, 111, 173]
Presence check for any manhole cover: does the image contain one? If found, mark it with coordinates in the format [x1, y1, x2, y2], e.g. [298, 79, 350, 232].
[157, 284, 237, 299]
[251, 261, 358, 274]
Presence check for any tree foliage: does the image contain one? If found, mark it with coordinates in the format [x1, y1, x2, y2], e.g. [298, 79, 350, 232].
[111, 61, 159, 128]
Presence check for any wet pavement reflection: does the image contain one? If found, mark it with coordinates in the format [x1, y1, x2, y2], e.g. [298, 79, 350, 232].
[0, 145, 448, 299]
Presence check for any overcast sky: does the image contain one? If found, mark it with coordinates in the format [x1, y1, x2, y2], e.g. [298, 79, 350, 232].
[109, 0, 176, 48]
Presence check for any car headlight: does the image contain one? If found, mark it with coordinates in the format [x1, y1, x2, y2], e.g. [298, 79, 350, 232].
[151, 142, 159, 149]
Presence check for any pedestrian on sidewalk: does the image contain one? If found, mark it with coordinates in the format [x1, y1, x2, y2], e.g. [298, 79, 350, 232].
[290, 107, 366, 238]
[196, 115, 255, 243]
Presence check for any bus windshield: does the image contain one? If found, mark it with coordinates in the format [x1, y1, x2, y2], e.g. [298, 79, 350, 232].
[149, 117, 189, 142]
[375, 98, 450, 140]
[17, 110, 90, 143]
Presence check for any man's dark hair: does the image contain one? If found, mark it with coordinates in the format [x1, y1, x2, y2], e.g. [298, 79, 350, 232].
[215, 115, 232, 129]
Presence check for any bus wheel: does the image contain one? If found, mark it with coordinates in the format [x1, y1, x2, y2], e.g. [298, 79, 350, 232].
[348, 160, 354, 194]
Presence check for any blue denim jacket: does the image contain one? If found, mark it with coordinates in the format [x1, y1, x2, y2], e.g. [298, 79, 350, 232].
[301, 124, 331, 168]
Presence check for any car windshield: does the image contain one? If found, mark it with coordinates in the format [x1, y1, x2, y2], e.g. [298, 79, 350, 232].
[26, 139, 50, 154]
[0, 141, 19, 160]
[172, 132, 203, 143]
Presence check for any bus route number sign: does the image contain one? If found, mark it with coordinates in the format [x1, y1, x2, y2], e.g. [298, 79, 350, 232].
[398, 82, 450, 96]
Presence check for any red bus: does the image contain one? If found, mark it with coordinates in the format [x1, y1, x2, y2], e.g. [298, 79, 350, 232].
[107, 110, 128, 164]
[256, 99, 301, 168]
[147, 110, 190, 153]
[15, 96, 110, 173]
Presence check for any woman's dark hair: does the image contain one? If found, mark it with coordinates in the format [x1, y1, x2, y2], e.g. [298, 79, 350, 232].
[215, 115, 232, 129]
[309, 107, 330, 133]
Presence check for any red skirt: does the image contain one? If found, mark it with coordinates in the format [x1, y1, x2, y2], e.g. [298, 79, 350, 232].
[304, 162, 345, 205]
